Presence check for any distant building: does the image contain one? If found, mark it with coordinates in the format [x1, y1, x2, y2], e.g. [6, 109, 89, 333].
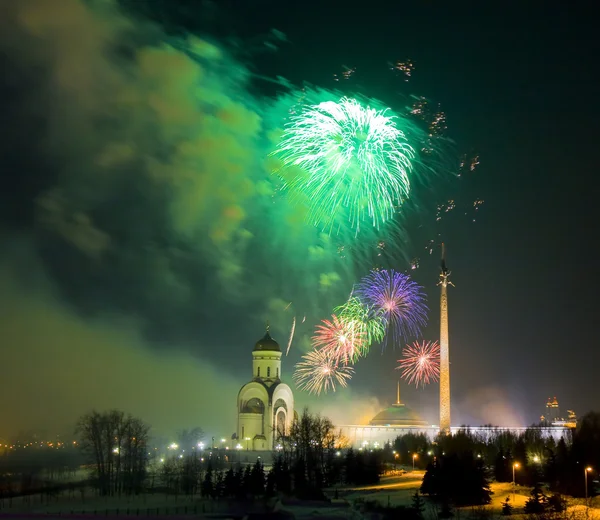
[540, 397, 577, 428]
[369, 382, 428, 428]
[236, 327, 295, 451]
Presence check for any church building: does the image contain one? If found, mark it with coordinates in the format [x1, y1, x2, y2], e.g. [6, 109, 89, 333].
[236, 327, 295, 451]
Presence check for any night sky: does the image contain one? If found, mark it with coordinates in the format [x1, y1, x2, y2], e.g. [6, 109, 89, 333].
[1, 0, 598, 439]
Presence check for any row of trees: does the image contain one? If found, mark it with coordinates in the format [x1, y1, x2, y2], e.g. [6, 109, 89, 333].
[394, 412, 600, 498]
[156, 409, 383, 499]
[73, 408, 384, 499]
[76, 410, 150, 496]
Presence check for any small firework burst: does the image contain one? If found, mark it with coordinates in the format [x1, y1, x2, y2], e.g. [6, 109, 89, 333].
[396, 340, 440, 387]
[293, 348, 354, 395]
[313, 314, 367, 364]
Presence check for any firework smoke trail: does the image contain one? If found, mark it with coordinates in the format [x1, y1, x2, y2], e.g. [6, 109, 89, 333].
[273, 96, 416, 233]
[396, 340, 440, 387]
[356, 269, 428, 347]
[293, 348, 354, 395]
[286, 316, 296, 355]
[334, 296, 385, 347]
[313, 314, 367, 364]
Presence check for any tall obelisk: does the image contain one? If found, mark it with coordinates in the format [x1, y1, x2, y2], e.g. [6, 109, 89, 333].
[439, 243, 452, 434]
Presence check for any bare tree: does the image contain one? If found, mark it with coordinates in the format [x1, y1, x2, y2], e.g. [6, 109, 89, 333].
[76, 410, 150, 496]
[176, 427, 205, 450]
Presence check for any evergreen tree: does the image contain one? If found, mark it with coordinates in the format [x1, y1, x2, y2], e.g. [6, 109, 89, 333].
[201, 464, 213, 499]
[420, 454, 491, 507]
[501, 497, 513, 516]
[420, 462, 437, 496]
[233, 467, 244, 499]
[494, 448, 509, 482]
[547, 493, 566, 512]
[223, 468, 235, 498]
[265, 469, 276, 497]
[411, 491, 426, 520]
[524, 480, 547, 514]
[214, 471, 224, 499]
[249, 459, 265, 496]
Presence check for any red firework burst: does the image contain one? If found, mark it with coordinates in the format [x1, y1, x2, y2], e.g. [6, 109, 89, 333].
[313, 314, 367, 365]
[396, 340, 440, 387]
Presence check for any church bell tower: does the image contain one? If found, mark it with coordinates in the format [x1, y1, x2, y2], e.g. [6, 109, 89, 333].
[236, 326, 295, 450]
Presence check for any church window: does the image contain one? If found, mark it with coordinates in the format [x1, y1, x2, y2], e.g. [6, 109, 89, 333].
[242, 426, 245, 438]
[277, 368, 279, 378]
[267, 367, 271, 377]
[257, 367, 260, 377]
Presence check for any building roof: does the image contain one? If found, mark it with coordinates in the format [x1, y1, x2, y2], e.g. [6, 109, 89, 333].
[254, 329, 281, 352]
[369, 403, 428, 427]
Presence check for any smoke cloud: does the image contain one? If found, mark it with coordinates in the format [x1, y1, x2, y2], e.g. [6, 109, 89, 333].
[0, 0, 451, 437]
[0, 238, 243, 439]
[0, 0, 358, 355]
[454, 386, 527, 427]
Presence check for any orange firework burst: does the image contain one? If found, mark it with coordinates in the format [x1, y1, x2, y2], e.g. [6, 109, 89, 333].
[396, 340, 440, 387]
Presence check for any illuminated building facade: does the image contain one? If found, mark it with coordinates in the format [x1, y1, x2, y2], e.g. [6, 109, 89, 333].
[540, 397, 577, 428]
[236, 327, 294, 451]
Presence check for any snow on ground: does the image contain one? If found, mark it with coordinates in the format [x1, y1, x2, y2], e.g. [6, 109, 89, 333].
[1, 470, 599, 520]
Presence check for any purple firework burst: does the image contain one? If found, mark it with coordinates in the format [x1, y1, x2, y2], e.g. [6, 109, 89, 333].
[355, 269, 428, 347]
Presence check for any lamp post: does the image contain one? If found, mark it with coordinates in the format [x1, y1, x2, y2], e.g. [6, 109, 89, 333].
[513, 462, 520, 501]
[585, 467, 592, 505]
[413, 453, 418, 472]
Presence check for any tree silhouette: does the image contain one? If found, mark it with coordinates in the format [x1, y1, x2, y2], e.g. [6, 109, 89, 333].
[501, 497, 513, 516]
[201, 464, 213, 499]
[421, 453, 491, 507]
[411, 491, 426, 520]
[524, 480, 547, 514]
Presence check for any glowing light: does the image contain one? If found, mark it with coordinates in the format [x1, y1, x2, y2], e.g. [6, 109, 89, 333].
[274, 97, 416, 232]
[313, 314, 367, 364]
[397, 340, 440, 387]
[356, 269, 428, 345]
[293, 348, 354, 395]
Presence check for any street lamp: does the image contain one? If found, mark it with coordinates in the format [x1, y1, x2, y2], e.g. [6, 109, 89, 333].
[585, 467, 593, 504]
[513, 462, 520, 500]
[413, 453, 418, 472]
[533, 455, 540, 464]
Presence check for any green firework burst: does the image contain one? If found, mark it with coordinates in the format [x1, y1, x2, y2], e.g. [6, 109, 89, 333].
[335, 296, 386, 349]
[273, 96, 416, 233]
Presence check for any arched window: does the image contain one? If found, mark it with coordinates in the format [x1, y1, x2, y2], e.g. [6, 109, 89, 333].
[267, 367, 271, 377]
[276, 368, 279, 378]
[257, 367, 261, 377]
